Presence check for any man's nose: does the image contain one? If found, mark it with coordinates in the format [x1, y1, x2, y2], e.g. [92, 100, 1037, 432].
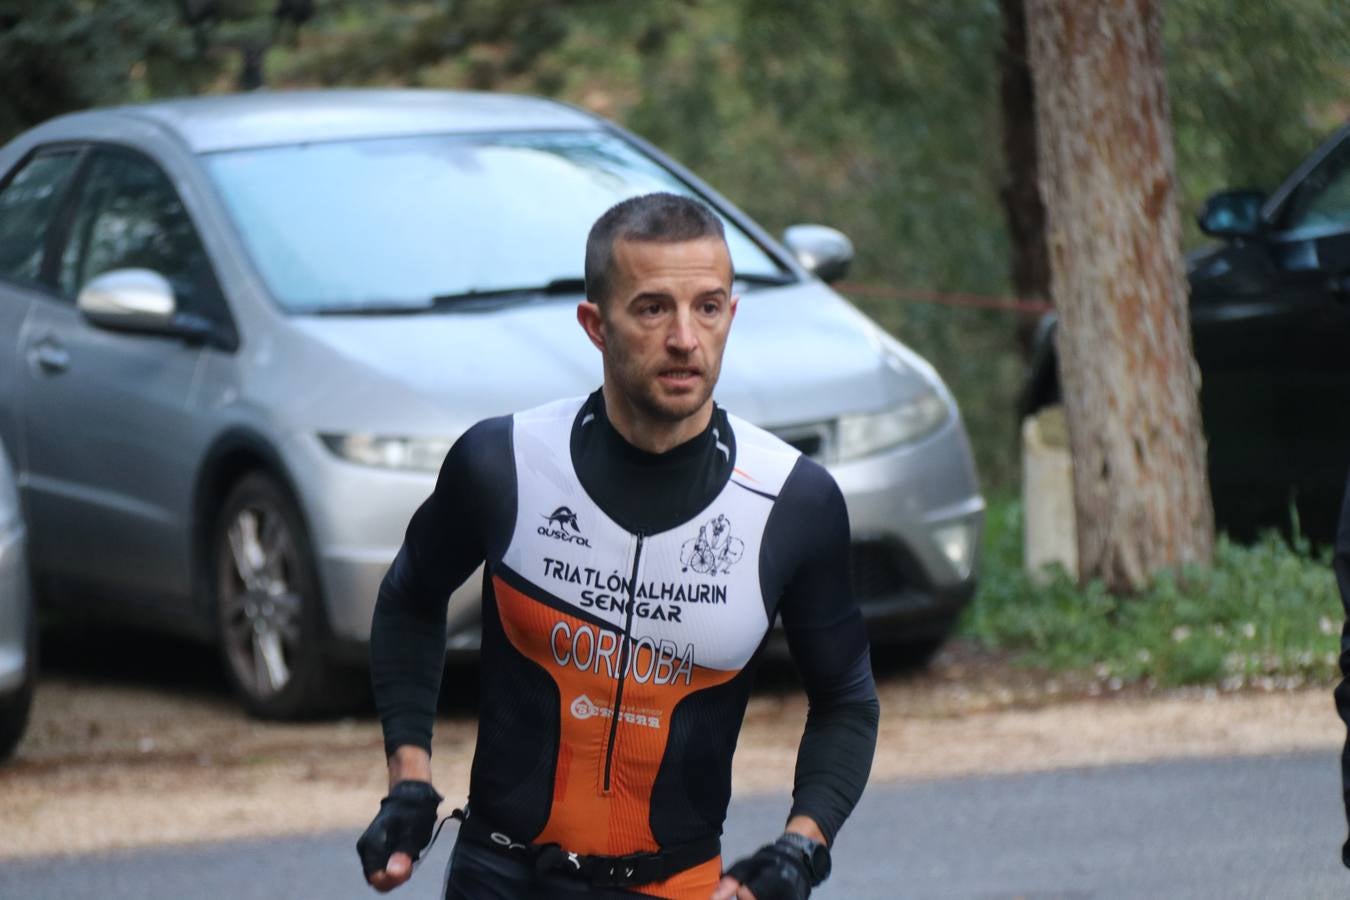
[666, 310, 698, 354]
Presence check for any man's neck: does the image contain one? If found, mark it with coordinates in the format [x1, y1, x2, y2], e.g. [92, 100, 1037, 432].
[600, 382, 713, 455]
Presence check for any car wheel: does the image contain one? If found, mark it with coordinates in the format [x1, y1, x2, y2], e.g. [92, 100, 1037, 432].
[214, 473, 339, 719]
[0, 615, 35, 762]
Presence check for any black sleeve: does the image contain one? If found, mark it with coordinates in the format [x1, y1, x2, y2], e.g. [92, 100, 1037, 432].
[1332, 471, 1350, 867]
[371, 415, 515, 759]
[766, 458, 880, 845]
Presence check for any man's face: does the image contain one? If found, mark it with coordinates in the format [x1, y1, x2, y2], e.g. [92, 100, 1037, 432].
[589, 237, 737, 424]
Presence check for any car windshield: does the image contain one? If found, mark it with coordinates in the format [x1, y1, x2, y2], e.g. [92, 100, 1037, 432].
[203, 131, 789, 313]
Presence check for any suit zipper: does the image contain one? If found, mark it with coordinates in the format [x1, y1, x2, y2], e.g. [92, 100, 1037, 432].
[602, 531, 644, 793]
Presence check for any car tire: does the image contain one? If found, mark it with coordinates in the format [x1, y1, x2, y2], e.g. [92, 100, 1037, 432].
[0, 614, 35, 763]
[213, 472, 345, 719]
[899, 635, 945, 665]
[890, 629, 953, 672]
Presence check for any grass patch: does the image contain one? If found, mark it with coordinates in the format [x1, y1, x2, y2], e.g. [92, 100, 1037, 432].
[959, 496, 1342, 690]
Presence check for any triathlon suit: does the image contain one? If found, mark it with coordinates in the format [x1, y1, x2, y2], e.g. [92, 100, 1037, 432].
[371, 390, 880, 899]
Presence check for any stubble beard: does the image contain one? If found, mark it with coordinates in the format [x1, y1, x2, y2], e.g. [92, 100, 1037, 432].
[609, 345, 718, 425]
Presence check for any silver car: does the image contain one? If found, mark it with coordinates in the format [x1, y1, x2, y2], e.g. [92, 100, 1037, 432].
[0, 90, 984, 718]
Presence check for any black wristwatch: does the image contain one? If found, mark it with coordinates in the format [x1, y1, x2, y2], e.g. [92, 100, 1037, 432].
[775, 831, 832, 885]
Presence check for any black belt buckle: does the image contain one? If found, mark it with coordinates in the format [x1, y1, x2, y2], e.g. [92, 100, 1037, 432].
[589, 849, 665, 888]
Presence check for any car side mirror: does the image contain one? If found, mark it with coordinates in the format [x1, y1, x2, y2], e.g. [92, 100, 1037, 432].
[783, 224, 854, 283]
[76, 268, 216, 344]
[1198, 189, 1266, 240]
[78, 268, 178, 330]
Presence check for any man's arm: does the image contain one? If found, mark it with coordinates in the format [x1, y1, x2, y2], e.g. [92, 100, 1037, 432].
[362, 416, 514, 891]
[715, 460, 879, 898]
[1331, 471, 1350, 867]
[775, 460, 879, 845]
[386, 745, 433, 789]
[370, 415, 514, 761]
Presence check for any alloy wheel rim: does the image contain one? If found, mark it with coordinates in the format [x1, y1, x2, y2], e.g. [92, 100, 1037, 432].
[219, 504, 303, 700]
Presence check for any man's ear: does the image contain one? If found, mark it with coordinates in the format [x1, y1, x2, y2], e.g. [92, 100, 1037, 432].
[577, 301, 606, 352]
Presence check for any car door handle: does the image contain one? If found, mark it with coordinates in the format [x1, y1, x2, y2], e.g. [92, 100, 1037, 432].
[29, 339, 69, 373]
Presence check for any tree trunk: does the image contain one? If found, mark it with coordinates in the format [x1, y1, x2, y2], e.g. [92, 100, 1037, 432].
[1024, 0, 1214, 591]
[998, 0, 1051, 356]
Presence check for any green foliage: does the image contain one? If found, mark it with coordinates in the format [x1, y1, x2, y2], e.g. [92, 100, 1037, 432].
[0, 0, 328, 138]
[265, 0, 590, 88]
[963, 497, 1342, 688]
[0, 1, 205, 138]
[1167, 0, 1350, 240]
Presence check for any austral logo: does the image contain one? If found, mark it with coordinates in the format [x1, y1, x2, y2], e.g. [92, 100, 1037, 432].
[680, 513, 744, 575]
[539, 505, 591, 546]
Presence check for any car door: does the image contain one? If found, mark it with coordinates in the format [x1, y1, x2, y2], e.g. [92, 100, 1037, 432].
[1259, 135, 1350, 537]
[1187, 237, 1290, 536]
[0, 147, 86, 476]
[17, 145, 230, 607]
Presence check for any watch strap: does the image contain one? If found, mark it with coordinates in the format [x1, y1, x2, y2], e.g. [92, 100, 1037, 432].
[774, 831, 831, 885]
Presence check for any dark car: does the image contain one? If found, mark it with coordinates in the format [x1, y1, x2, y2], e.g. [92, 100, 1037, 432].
[1021, 122, 1350, 543]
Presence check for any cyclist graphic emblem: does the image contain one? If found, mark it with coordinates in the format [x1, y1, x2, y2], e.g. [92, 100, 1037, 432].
[680, 514, 744, 575]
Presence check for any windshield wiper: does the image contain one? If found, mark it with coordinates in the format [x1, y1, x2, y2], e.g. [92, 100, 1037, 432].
[430, 277, 587, 307]
[309, 301, 435, 316]
[305, 278, 588, 316]
[734, 272, 794, 287]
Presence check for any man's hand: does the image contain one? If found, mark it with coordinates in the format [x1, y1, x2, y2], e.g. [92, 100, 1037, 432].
[712, 817, 827, 900]
[366, 850, 415, 894]
[712, 842, 812, 900]
[356, 779, 443, 892]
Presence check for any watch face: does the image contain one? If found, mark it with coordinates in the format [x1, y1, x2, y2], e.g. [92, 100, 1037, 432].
[779, 833, 831, 882]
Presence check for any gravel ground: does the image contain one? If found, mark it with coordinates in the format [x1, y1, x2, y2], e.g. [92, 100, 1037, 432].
[0, 632, 1340, 859]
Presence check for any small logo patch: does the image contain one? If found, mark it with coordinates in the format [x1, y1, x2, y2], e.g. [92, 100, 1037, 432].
[539, 505, 590, 546]
[570, 694, 599, 720]
[681, 513, 744, 575]
[543, 506, 581, 532]
[568, 693, 661, 729]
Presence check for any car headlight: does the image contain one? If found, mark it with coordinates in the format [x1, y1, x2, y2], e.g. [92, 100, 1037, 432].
[319, 434, 453, 472]
[836, 390, 948, 460]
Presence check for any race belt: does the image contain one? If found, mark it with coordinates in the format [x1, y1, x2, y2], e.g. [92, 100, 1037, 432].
[450, 806, 720, 889]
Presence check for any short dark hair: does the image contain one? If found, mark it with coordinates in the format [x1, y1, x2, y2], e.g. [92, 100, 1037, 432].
[584, 192, 729, 307]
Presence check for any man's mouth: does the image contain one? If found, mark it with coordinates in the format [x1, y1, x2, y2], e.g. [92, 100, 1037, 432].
[657, 367, 701, 385]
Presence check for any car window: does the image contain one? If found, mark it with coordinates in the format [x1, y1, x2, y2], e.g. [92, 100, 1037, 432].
[204, 131, 790, 313]
[0, 150, 81, 288]
[58, 149, 227, 323]
[1280, 139, 1350, 233]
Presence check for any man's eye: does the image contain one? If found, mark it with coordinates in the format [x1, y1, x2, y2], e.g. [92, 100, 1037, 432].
[702, 301, 721, 315]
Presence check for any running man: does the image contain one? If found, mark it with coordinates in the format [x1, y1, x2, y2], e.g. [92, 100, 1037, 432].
[357, 193, 880, 899]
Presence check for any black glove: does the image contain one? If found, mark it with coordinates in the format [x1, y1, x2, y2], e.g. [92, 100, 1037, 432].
[356, 780, 444, 879]
[723, 833, 829, 900]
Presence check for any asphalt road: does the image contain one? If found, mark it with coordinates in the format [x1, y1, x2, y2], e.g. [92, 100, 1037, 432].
[3, 751, 1345, 899]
